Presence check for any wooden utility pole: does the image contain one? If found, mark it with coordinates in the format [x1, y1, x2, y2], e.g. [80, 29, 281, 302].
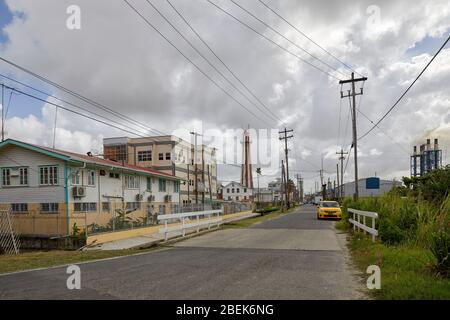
[279, 128, 293, 208]
[340, 72, 367, 201]
[336, 163, 340, 201]
[336, 148, 348, 200]
[281, 160, 286, 210]
[1, 84, 4, 141]
[190, 131, 202, 205]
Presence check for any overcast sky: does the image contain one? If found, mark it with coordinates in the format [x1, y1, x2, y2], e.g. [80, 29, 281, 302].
[0, 0, 449, 192]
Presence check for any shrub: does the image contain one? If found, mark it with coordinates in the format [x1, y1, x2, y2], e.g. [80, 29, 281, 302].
[379, 217, 405, 244]
[430, 229, 450, 276]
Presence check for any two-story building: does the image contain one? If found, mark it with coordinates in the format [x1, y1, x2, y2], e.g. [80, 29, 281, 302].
[0, 139, 181, 237]
[219, 181, 253, 202]
[103, 136, 217, 205]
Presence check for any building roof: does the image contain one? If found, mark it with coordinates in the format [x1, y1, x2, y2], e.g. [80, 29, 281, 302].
[0, 139, 179, 180]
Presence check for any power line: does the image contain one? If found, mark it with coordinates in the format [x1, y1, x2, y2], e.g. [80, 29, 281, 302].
[0, 73, 154, 138]
[1, 83, 151, 138]
[359, 34, 450, 141]
[0, 57, 166, 137]
[206, 0, 341, 81]
[166, 0, 285, 125]
[145, 0, 279, 125]
[229, 0, 349, 79]
[256, 0, 362, 77]
[123, 0, 271, 127]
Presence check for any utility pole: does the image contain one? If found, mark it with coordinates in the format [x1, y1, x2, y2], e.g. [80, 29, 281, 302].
[336, 148, 348, 200]
[281, 160, 286, 210]
[279, 128, 293, 208]
[190, 131, 202, 206]
[336, 163, 339, 200]
[1, 84, 4, 141]
[256, 167, 261, 205]
[340, 72, 367, 201]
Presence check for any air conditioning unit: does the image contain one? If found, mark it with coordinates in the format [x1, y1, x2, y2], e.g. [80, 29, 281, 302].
[147, 195, 155, 202]
[164, 195, 172, 203]
[136, 194, 144, 201]
[10, 169, 19, 177]
[72, 186, 86, 198]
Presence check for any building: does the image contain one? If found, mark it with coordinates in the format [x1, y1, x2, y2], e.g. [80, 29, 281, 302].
[0, 139, 181, 237]
[338, 177, 401, 198]
[410, 138, 443, 177]
[255, 188, 274, 203]
[268, 178, 283, 201]
[220, 181, 253, 202]
[103, 136, 217, 205]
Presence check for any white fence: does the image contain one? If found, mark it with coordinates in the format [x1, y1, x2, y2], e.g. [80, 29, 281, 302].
[348, 208, 378, 242]
[158, 209, 222, 241]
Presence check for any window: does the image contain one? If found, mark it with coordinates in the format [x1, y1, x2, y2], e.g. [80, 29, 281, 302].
[231, 188, 235, 193]
[165, 152, 171, 160]
[74, 202, 97, 212]
[71, 169, 81, 185]
[244, 188, 247, 193]
[109, 172, 120, 179]
[11, 203, 28, 213]
[2, 168, 10, 186]
[40, 203, 59, 213]
[146, 177, 152, 191]
[228, 196, 231, 200]
[227, 188, 230, 193]
[138, 150, 152, 162]
[244, 196, 247, 200]
[125, 175, 139, 189]
[159, 204, 166, 214]
[39, 166, 58, 185]
[126, 202, 140, 210]
[174, 181, 180, 193]
[237, 188, 240, 193]
[19, 168, 28, 185]
[236, 196, 239, 201]
[159, 153, 164, 160]
[158, 178, 166, 192]
[102, 202, 110, 212]
[87, 170, 95, 186]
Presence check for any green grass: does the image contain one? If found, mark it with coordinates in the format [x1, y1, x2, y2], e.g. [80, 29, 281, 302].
[223, 206, 296, 229]
[349, 232, 450, 299]
[0, 247, 160, 275]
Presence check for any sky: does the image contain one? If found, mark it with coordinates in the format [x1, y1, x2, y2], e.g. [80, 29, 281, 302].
[0, 0, 449, 193]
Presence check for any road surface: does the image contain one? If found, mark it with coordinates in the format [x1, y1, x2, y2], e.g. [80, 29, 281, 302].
[0, 205, 366, 299]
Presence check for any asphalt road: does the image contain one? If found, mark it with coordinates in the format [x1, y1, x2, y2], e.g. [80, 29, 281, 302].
[0, 205, 366, 299]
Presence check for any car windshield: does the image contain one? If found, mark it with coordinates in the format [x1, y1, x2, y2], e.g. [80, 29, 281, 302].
[321, 202, 339, 208]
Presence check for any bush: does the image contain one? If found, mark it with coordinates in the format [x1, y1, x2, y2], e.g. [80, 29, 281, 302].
[430, 229, 450, 276]
[379, 218, 405, 244]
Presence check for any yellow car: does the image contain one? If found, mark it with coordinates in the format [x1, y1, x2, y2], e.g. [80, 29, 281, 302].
[316, 201, 342, 220]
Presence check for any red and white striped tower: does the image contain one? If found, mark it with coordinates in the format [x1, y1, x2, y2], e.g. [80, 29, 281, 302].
[241, 129, 253, 189]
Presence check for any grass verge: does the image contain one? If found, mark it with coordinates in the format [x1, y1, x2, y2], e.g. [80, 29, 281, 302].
[0, 247, 159, 275]
[348, 232, 450, 299]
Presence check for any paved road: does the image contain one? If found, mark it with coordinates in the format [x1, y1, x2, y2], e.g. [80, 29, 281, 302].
[0, 205, 366, 299]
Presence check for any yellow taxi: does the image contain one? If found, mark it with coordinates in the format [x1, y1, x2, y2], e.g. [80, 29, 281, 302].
[316, 201, 342, 220]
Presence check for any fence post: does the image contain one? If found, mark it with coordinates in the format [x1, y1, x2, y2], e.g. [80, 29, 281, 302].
[353, 211, 356, 231]
[372, 217, 376, 242]
[182, 216, 185, 237]
[164, 219, 168, 241]
[363, 215, 367, 234]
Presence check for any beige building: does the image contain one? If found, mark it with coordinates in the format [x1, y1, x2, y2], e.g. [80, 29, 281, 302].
[103, 136, 217, 205]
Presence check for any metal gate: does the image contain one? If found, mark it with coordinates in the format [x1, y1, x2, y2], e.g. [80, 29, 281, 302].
[0, 209, 20, 255]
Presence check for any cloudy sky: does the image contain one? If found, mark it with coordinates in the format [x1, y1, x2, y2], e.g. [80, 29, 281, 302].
[0, 0, 449, 193]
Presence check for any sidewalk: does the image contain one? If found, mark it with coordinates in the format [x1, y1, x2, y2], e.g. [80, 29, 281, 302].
[86, 210, 259, 251]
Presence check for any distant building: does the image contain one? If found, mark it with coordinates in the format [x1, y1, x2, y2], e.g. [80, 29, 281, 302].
[220, 181, 253, 202]
[338, 177, 401, 198]
[255, 188, 274, 203]
[268, 178, 283, 201]
[410, 138, 443, 177]
[103, 135, 217, 205]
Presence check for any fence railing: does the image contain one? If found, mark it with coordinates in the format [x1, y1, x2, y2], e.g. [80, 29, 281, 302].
[348, 208, 378, 242]
[0, 209, 20, 255]
[158, 209, 222, 241]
